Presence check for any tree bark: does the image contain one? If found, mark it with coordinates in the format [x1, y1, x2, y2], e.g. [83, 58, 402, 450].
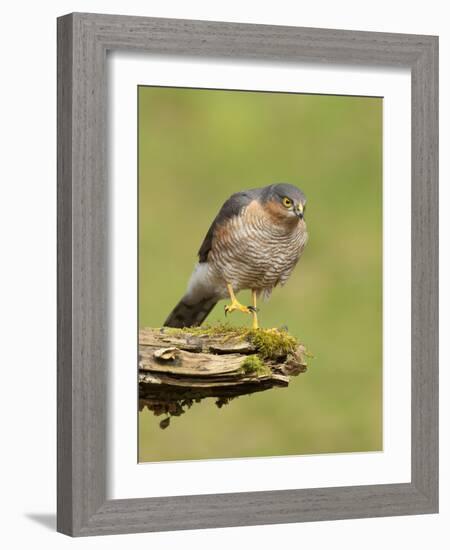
[139, 327, 308, 428]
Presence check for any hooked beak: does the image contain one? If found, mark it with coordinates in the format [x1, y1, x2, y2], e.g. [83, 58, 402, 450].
[295, 203, 304, 219]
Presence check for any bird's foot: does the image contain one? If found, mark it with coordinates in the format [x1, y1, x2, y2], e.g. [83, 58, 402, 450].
[224, 299, 255, 316]
[224, 300, 259, 329]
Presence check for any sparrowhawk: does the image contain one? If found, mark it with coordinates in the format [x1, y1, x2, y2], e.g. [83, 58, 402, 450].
[164, 183, 308, 329]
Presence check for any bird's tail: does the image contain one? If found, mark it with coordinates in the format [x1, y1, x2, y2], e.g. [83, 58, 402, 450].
[164, 294, 218, 328]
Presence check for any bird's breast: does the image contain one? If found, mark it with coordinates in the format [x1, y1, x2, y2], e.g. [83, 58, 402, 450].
[209, 205, 307, 291]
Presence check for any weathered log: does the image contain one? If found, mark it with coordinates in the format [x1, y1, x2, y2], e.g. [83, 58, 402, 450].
[139, 326, 309, 428]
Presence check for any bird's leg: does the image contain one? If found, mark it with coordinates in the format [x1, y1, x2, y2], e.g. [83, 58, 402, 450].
[251, 289, 259, 330]
[224, 283, 253, 317]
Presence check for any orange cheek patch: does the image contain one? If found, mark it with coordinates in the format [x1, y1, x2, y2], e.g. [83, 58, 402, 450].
[243, 199, 270, 223]
[245, 199, 264, 214]
[264, 198, 290, 224]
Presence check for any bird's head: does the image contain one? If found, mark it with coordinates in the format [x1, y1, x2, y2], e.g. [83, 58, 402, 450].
[262, 183, 307, 224]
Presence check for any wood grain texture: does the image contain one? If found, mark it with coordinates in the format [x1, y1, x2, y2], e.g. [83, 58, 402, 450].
[57, 12, 439, 536]
[138, 327, 307, 425]
[57, 14, 73, 534]
[410, 36, 439, 507]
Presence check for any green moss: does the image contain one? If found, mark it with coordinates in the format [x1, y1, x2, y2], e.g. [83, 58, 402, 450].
[240, 355, 271, 376]
[247, 328, 298, 360]
[165, 324, 300, 361]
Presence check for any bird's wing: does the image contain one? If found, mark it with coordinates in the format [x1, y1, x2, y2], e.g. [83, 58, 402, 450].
[198, 190, 255, 262]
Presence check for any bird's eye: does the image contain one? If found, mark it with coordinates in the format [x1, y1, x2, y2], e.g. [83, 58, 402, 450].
[282, 197, 292, 208]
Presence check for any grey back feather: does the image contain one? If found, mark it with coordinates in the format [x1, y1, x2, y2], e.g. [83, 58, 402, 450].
[197, 189, 257, 262]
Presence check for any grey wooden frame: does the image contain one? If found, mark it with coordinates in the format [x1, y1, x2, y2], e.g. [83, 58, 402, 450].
[57, 12, 438, 537]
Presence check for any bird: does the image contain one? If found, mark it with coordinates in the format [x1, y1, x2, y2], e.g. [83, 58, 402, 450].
[164, 183, 308, 330]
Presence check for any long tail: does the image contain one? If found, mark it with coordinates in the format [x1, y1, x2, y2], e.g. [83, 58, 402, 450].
[164, 295, 218, 328]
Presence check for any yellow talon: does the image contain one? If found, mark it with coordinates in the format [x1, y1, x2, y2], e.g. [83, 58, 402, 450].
[224, 300, 251, 315]
[224, 284, 260, 329]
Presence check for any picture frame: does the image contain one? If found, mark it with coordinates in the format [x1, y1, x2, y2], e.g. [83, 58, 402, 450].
[57, 12, 438, 536]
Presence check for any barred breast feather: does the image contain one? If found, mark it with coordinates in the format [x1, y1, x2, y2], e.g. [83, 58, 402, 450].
[208, 200, 308, 298]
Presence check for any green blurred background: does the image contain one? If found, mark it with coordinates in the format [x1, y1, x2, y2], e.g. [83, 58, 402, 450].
[138, 86, 382, 462]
